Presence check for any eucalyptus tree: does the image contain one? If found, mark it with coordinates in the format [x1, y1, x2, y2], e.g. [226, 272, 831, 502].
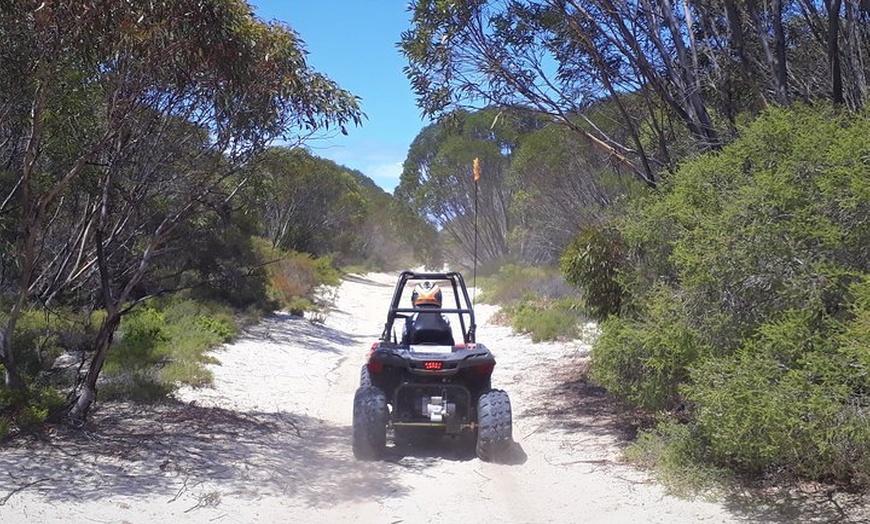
[509, 121, 642, 264]
[245, 147, 367, 257]
[791, 0, 870, 109]
[401, 0, 870, 183]
[341, 168, 435, 269]
[396, 109, 534, 266]
[0, 0, 362, 418]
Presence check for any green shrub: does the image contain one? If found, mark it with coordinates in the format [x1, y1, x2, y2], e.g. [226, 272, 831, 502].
[615, 105, 869, 353]
[688, 309, 869, 485]
[194, 315, 236, 342]
[103, 306, 170, 375]
[0, 386, 26, 434]
[160, 298, 238, 343]
[838, 277, 870, 393]
[17, 402, 49, 428]
[0, 307, 86, 432]
[253, 237, 340, 313]
[478, 264, 572, 305]
[0, 385, 67, 434]
[6, 308, 85, 378]
[101, 297, 239, 399]
[508, 298, 585, 342]
[591, 285, 706, 411]
[592, 105, 870, 485]
[676, 106, 866, 350]
[477, 264, 584, 341]
[625, 419, 731, 499]
[560, 225, 625, 320]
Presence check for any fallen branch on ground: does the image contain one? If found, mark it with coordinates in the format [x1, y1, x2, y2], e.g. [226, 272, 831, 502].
[0, 478, 49, 506]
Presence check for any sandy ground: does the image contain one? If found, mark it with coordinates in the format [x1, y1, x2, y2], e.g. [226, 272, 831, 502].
[1, 272, 867, 523]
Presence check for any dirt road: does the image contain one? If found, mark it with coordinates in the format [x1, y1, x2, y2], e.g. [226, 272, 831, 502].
[0, 272, 862, 523]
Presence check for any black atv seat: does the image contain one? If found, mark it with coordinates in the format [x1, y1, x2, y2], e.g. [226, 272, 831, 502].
[404, 311, 455, 346]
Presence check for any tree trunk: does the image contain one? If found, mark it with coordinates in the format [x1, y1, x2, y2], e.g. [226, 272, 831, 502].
[681, 0, 700, 79]
[0, 327, 23, 389]
[827, 0, 845, 104]
[561, 8, 658, 186]
[747, 1, 789, 105]
[844, 0, 868, 107]
[68, 313, 119, 420]
[2, 78, 49, 391]
[722, 0, 769, 110]
[658, 0, 721, 148]
[773, 0, 791, 105]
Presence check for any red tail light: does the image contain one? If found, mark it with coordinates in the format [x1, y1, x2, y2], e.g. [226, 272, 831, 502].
[367, 342, 384, 373]
[472, 362, 494, 375]
[423, 361, 443, 371]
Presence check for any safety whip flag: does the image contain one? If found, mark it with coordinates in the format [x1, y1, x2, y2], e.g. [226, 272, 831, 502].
[473, 157, 480, 183]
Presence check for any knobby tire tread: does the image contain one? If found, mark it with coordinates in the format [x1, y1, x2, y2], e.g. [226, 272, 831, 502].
[476, 389, 512, 462]
[352, 386, 387, 460]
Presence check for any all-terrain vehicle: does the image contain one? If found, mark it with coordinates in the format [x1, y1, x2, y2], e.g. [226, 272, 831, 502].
[352, 270, 512, 462]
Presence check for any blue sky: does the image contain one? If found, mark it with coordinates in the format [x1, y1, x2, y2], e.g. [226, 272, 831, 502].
[250, 1, 428, 193]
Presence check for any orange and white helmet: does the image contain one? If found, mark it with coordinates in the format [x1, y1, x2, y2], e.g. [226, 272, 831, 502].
[412, 281, 442, 307]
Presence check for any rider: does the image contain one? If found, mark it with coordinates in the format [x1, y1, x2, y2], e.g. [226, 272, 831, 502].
[402, 281, 454, 346]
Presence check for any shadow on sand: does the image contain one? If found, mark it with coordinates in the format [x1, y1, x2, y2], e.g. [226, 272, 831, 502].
[383, 432, 527, 466]
[242, 312, 355, 353]
[527, 364, 641, 444]
[0, 401, 408, 508]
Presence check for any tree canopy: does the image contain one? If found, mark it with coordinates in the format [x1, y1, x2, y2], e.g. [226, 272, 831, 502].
[0, 0, 362, 417]
[401, 0, 870, 186]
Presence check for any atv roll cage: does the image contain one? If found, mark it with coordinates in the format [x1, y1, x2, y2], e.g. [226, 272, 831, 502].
[380, 270, 477, 345]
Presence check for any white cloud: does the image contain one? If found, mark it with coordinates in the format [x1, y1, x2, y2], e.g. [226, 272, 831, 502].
[366, 161, 403, 193]
[296, 137, 408, 193]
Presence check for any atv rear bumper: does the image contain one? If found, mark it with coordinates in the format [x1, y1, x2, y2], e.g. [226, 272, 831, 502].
[367, 343, 496, 435]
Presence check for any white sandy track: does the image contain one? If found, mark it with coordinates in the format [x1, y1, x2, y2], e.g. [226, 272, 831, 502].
[0, 272, 863, 523]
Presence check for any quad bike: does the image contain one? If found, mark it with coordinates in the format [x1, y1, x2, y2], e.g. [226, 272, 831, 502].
[352, 270, 513, 462]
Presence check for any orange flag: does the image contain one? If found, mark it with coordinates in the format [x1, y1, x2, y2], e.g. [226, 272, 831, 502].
[473, 157, 480, 183]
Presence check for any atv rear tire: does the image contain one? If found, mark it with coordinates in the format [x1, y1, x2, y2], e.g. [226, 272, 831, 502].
[476, 389, 512, 462]
[352, 386, 387, 460]
[359, 364, 371, 387]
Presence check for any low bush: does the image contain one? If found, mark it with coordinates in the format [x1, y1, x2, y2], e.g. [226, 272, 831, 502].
[98, 244, 343, 401]
[689, 300, 870, 485]
[477, 264, 572, 305]
[253, 238, 341, 315]
[2, 235, 344, 420]
[101, 297, 239, 399]
[0, 384, 67, 439]
[478, 264, 585, 341]
[507, 298, 586, 342]
[0, 307, 94, 431]
[5, 308, 89, 379]
[591, 284, 705, 412]
[625, 419, 731, 499]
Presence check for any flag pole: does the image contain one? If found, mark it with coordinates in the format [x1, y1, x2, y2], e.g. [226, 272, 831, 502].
[472, 157, 480, 302]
